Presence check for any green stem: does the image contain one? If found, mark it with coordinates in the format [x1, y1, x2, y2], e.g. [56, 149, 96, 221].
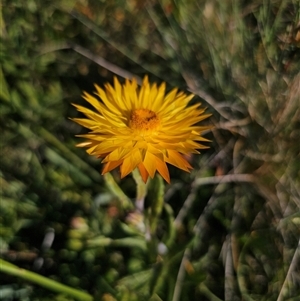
[132, 168, 149, 212]
[103, 172, 133, 210]
[86, 236, 147, 252]
[39, 127, 103, 182]
[163, 203, 176, 248]
[0, 259, 93, 301]
[149, 175, 164, 235]
[198, 283, 223, 301]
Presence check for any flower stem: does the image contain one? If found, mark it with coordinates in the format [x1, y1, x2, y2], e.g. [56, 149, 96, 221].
[148, 175, 164, 234]
[0, 259, 93, 301]
[104, 172, 133, 210]
[132, 168, 149, 212]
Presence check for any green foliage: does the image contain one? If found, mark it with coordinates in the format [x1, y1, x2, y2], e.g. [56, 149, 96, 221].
[1, 0, 299, 300]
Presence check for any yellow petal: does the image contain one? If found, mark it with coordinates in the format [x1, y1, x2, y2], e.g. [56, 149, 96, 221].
[102, 148, 131, 162]
[120, 149, 142, 178]
[76, 141, 93, 147]
[102, 160, 123, 174]
[155, 157, 170, 183]
[82, 92, 106, 114]
[165, 150, 192, 171]
[71, 118, 98, 130]
[138, 163, 149, 183]
[142, 151, 157, 178]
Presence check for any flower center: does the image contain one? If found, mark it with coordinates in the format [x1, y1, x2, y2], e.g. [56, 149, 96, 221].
[129, 109, 160, 131]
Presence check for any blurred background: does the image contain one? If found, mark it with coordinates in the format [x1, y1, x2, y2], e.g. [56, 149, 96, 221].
[1, 1, 299, 300]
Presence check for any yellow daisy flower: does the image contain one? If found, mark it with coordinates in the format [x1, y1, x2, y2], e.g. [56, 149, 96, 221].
[72, 76, 211, 183]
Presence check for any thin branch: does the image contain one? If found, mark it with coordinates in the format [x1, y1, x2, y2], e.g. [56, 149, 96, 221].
[175, 174, 254, 229]
[174, 181, 198, 228]
[194, 174, 254, 186]
[172, 248, 191, 301]
[39, 41, 141, 82]
[224, 235, 235, 301]
[0, 259, 93, 301]
[277, 237, 300, 301]
[71, 43, 142, 83]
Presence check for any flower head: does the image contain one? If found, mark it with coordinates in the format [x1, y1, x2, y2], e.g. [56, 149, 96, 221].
[72, 76, 211, 183]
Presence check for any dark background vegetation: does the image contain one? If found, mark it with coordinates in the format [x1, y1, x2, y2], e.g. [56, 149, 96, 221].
[1, 1, 299, 300]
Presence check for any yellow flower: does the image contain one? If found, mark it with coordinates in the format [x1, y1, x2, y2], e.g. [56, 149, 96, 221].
[72, 76, 211, 183]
